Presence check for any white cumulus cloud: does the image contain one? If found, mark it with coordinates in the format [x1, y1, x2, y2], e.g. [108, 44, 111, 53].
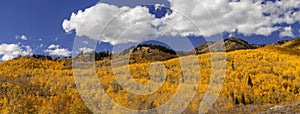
[162, 0, 300, 37]
[280, 26, 294, 37]
[62, 3, 160, 45]
[44, 44, 71, 56]
[256, 27, 279, 36]
[62, 0, 300, 45]
[15, 35, 28, 40]
[48, 44, 60, 49]
[0, 44, 33, 61]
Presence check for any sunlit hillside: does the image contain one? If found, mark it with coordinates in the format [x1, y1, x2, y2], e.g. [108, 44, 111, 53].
[270, 38, 300, 50]
[0, 44, 300, 113]
[280, 38, 300, 49]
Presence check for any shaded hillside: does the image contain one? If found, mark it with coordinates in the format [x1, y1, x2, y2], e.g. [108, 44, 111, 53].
[270, 40, 290, 47]
[131, 44, 178, 63]
[112, 44, 178, 65]
[194, 37, 263, 54]
[75, 51, 111, 61]
[74, 44, 178, 66]
[194, 41, 215, 54]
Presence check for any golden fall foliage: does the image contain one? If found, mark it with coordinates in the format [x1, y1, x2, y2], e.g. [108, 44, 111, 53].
[0, 45, 300, 113]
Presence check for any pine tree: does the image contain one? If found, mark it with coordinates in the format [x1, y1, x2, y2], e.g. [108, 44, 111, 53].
[234, 97, 239, 105]
[247, 76, 253, 88]
[241, 93, 246, 105]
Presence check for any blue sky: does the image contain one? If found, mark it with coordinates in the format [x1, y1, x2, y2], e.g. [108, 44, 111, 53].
[0, 0, 300, 61]
[0, 0, 99, 54]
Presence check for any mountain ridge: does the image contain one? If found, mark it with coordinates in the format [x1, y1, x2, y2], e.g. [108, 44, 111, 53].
[6, 37, 300, 63]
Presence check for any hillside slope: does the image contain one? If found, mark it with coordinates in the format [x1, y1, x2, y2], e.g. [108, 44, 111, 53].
[194, 37, 262, 54]
[280, 38, 300, 49]
[0, 45, 300, 113]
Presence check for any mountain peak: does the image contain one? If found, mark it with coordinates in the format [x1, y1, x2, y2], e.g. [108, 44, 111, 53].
[194, 37, 259, 54]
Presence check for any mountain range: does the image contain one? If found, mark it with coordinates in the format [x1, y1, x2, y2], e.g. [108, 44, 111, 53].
[10, 37, 300, 64]
[110, 37, 300, 64]
[122, 37, 300, 57]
